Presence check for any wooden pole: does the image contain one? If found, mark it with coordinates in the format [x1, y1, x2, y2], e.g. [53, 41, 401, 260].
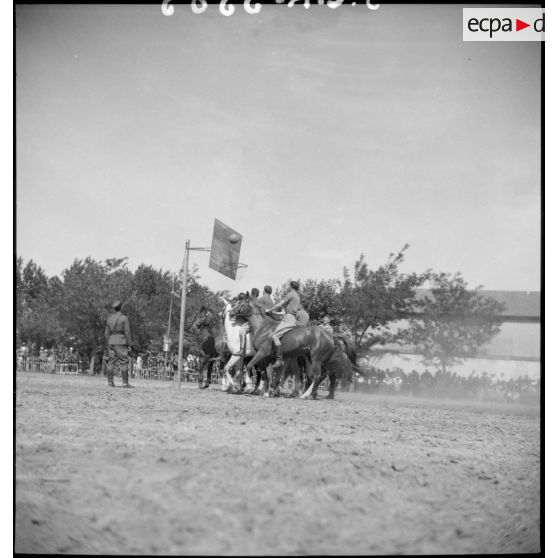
[165, 275, 174, 373]
[177, 241, 190, 388]
[167, 275, 174, 341]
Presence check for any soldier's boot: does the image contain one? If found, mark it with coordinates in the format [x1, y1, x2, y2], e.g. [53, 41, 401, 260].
[107, 368, 115, 387]
[271, 345, 284, 370]
[122, 368, 134, 388]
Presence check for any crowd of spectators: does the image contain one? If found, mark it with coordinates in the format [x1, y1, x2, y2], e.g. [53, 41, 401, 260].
[354, 367, 540, 405]
[17, 341, 540, 405]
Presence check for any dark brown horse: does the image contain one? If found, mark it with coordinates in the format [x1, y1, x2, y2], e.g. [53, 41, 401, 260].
[231, 297, 344, 399]
[192, 308, 229, 389]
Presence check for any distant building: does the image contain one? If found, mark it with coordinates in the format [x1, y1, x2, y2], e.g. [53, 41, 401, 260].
[360, 290, 540, 380]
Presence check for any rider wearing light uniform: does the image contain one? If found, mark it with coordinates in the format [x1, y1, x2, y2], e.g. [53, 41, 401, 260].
[265, 280, 306, 369]
[257, 285, 275, 310]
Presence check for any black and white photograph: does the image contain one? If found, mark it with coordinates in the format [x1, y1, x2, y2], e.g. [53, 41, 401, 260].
[14, 2, 543, 555]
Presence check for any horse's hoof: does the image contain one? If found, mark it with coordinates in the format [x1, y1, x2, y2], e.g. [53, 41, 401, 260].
[263, 392, 270, 398]
[325, 395, 334, 400]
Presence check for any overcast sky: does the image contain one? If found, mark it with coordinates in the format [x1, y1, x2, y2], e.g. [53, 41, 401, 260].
[15, 3, 541, 294]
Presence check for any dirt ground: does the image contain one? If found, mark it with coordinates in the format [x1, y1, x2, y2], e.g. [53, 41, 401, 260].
[15, 372, 540, 555]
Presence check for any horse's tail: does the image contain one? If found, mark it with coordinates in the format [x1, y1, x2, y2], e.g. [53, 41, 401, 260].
[334, 334, 359, 371]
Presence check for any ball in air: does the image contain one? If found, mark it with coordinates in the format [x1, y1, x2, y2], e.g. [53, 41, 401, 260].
[228, 233, 240, 244]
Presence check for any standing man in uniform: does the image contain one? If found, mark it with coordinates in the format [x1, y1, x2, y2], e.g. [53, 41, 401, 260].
[264, 280, 305, 370]
[105, 300, 134, 388]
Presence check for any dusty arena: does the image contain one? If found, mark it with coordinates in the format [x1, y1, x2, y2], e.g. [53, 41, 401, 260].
[15, 372, 540, 555]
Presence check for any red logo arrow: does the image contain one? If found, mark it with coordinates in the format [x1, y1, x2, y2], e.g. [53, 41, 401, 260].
[516, 19, 530, 31]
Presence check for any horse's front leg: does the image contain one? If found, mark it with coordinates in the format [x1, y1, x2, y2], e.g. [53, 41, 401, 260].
[234, 360, 249, 393]
[224, 356, 242, 391]
[299, 357, 313, 397]
[257, 364, 271, 396]
[303, 357, 313, 391]
[279, 359, 294, 397]
[325, 369, 336, 400]
[245, 348, 272, 393]
[233, 362, 246, 393]
[250, 367, 262, 395]
[301, 360, 327, 400]
[267, 361, 287, 398]
[290, 361, 302, 398]
[198, 357, 209, 389]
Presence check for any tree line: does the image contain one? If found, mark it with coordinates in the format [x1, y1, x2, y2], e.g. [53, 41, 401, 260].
[16, 245, 505, 374]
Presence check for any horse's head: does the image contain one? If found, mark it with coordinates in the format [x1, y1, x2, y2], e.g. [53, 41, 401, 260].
[231, 295, 270, 323]
[193, 306, 216, 330]
[230, 292, 255, 319]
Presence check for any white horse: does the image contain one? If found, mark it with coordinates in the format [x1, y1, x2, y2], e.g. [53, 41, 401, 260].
[221, 301, 255, 392]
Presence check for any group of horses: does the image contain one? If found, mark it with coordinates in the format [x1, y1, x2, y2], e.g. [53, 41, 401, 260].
[192, 294, 359, 400]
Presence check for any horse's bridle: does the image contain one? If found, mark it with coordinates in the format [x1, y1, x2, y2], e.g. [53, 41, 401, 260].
[229, 299, 260, 320]
[228, 300, 246, 319]
[193, 308, 219, 329]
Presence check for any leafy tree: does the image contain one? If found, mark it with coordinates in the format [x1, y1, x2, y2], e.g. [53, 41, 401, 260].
[400, 272, 506, 373]
[16, 257, 49, 321]
[131, 264, 178, 351]
[15, 257, 26, 333]
[16, 258, 66, 349]
[339, 246, 428, 350]
[21, 259, 49, 299]
[129, 263, 221, 354]
[17, 298, 66, 349]
[300, 278, 343, 324]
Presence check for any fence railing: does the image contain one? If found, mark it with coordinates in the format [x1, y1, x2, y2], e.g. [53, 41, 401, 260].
[17, 358, 80, 375]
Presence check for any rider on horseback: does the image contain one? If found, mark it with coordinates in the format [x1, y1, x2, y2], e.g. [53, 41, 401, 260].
[258, 285, 275, 310]
[264, 280, 306, 370]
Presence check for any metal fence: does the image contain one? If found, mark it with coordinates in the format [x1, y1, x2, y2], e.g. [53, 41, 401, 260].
[131, 365, 221, 385]
[17, 358, 80, 375]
